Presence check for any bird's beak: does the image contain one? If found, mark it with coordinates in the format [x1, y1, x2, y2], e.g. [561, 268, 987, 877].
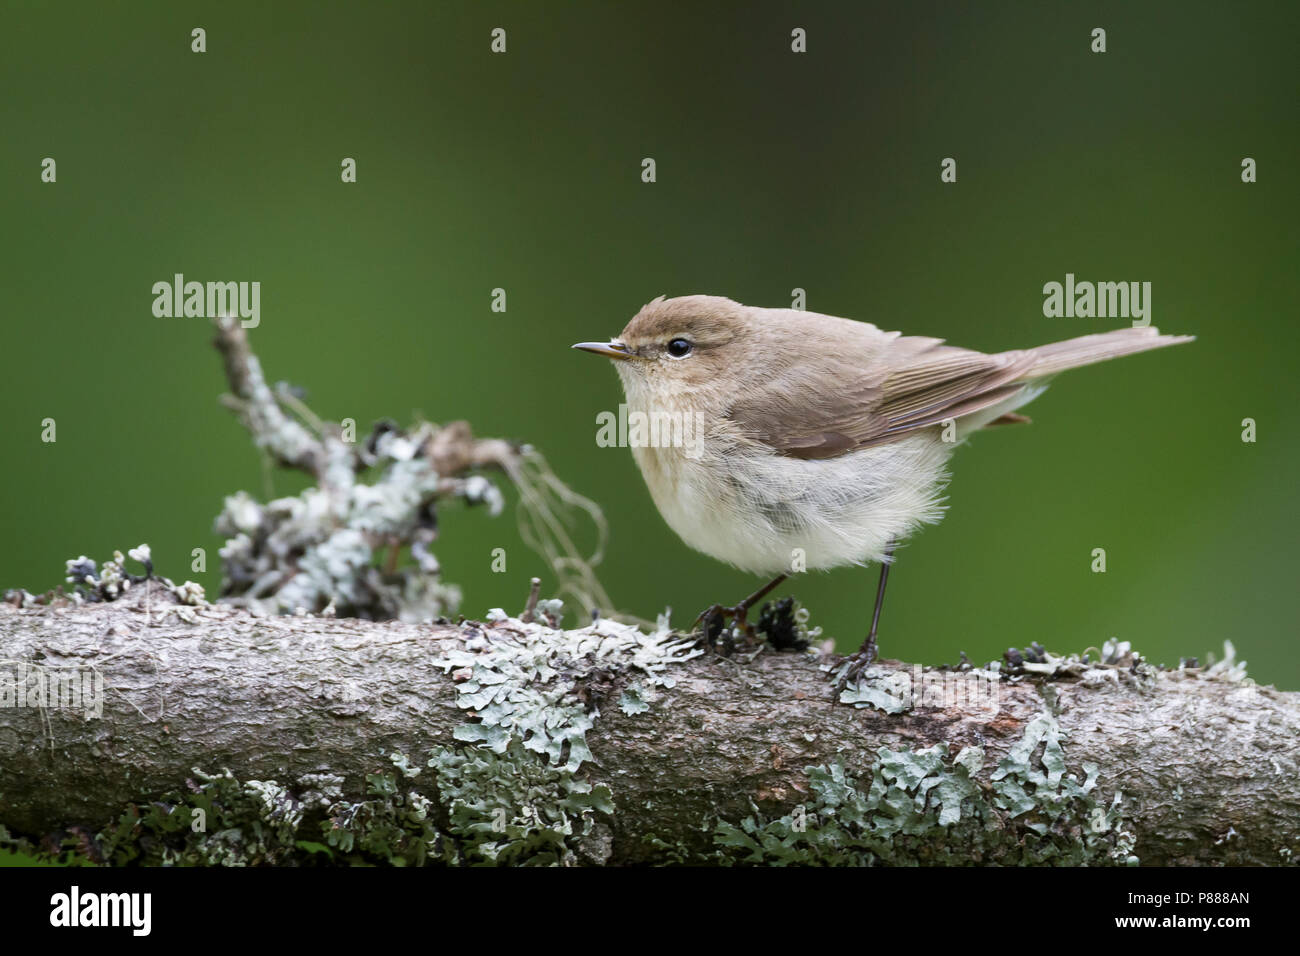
[572, 340, 634, 361]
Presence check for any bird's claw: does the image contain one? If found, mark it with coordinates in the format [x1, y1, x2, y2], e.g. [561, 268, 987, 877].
[692, 603, 725, 632]
[831, 641, 877, 691]
[693, 602, 756, 656]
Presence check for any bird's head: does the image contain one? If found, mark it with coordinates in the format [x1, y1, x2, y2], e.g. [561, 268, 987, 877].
[572, 295, 757, 405]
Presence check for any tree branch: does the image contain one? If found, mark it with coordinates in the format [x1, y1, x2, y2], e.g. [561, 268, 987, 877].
[2, 589, 1295, 866]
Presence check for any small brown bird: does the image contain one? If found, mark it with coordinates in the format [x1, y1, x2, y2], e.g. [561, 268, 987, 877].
[574, 295, 1192, 681]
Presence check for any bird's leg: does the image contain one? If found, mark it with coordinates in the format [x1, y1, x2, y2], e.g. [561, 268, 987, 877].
[835, 540, 897, 688]
[862, 544, 895, 662]
[732, 572, 789, 633]
[694, 573, 789, 649]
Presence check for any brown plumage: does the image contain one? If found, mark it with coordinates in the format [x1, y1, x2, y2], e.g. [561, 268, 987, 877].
[616, 295, 1194, 460]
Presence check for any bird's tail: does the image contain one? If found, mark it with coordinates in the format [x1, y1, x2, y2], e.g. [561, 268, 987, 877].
[1020, 327, 1195, 378]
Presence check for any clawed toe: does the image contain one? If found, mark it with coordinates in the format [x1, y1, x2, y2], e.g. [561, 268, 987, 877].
[692, 603, 726, 631]
[694, 603, 756, 655]
[693, 574, 792, 657]
[832, 642, 877, 691]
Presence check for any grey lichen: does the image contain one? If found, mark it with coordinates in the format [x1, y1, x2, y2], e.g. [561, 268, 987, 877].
[433, 607, 701, 773]
[618, 682, 651, 715]
[24, 767, 316, 866]
[1002, 637, 1250, 690]
[714, 712, 1135, 866]
[835, 664, 913, 713]
[426, 739, 614, 865]
[417, 607, 701, 863]
[834, 637, 1253, 718]
[213, 422, 479, 622]
[4, 545, 206, 615]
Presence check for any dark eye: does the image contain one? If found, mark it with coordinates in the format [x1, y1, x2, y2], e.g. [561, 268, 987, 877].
[666, 338, 693, 358]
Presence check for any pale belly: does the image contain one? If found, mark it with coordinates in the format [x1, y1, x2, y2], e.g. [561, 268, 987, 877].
[629, 434, 951, 575]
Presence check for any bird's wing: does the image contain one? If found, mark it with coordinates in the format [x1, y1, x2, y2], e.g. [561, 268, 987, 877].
[726, 329, 1035, 460]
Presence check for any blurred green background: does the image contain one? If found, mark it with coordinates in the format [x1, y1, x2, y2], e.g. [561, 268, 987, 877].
[1, 1, 1296, 687]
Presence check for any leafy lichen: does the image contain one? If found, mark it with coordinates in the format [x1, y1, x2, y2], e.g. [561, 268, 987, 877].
[714, 712, 1136, 866]
[426, 739, 614, 865]
[432, 608, 700, 773]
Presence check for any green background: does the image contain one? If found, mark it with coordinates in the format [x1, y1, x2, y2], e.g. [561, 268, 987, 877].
[1, 1, 1296, 688]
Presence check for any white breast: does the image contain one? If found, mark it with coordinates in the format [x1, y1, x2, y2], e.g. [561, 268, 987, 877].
[630, 428, 952, 575]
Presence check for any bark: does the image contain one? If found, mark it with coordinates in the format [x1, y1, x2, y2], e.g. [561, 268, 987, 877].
[1, 587, 1295, 866]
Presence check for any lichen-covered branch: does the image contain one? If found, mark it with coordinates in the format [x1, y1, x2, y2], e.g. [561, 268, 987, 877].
[213, 315, 339, 483]
[208, 316, 613, 621]
[1, 588, 1295, 866]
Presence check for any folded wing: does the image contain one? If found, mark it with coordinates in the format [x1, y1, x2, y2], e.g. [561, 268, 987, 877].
[727, 322, 1191, 460]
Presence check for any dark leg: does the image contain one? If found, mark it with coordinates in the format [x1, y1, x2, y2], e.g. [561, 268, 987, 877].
[862, 544, 895, 663]
[695, 573, 789, 646]
[835, 540, 897, 687]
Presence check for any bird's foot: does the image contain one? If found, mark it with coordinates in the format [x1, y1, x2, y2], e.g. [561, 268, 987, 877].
[693, 602, 758, 656]
[832, 635, 878, 691]
[693, 574, 791, 657]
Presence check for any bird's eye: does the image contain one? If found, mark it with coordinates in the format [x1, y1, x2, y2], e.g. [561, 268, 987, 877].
[666, 338, 693, 358]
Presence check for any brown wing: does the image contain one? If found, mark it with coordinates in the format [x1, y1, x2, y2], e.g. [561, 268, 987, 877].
[727, 328, 1035, 460]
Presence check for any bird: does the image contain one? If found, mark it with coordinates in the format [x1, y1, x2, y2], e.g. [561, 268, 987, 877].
[573, 294, 1193, 683]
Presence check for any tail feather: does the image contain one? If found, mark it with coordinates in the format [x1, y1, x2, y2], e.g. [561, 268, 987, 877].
[1021, 327, 1195, 378]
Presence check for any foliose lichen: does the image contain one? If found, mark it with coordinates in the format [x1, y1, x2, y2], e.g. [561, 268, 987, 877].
[433, 608, 700, 773]
[714, 712, 1136, 866]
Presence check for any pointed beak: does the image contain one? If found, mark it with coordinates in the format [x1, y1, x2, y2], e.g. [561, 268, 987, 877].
[572, 340, 634, 361]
